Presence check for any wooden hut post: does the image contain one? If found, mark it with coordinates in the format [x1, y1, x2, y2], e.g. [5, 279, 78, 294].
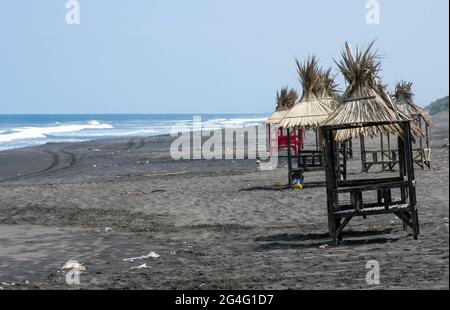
[315, 128, 320, 151]
[418, 117, 425, 169]
[360, 134, 366, 172]
[287, 128, 293, 189]
[323, 127, 340, 243]
[348, 139, 353, 158]
[380, 134, 385, 171]
[425, 121, 431, 169]
[297, 127, 302, 168]
[397, 131, 408, 231]
[403, 121, 419, 238]
[387, 134, 392, 170]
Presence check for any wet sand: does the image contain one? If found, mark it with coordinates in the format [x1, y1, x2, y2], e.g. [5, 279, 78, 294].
[0, 114, 448, 290]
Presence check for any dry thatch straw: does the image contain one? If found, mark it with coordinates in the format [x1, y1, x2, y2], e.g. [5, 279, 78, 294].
[394, 81, 432, 125]
[279, 56, 336, 129]
[324, 41, 417, 142]
[317, 67, 340, 111]
[265, 87, 298, 126]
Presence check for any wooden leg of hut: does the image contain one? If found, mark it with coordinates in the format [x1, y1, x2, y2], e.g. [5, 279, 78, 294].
[426, 124, 431, 169]
[327, 130, 342, 244]
[398, 133, 409, 232]
[381, 134, 385, 171]
[287, 128, 293, 189]
[360, 134, 366, 172]
[343, 141, 348, 180]
[419, 117, 425, 170]
[336, 217, 352, 242]
[335, 218, 343, 244]
[403, 122, 419, 240]
[297, 127, 302, 168]
[387, 134, 392, 170]
[395, 212, 412, 231]
[324, 128, 337, 243]
[315, 129, 319, 151]
[348, 139, 353, 159]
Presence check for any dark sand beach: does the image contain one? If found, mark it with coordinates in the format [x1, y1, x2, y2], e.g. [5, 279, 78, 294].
[0, 114, 448, 290]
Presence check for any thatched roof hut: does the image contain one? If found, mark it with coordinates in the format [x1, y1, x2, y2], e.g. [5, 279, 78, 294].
[279, 57, 336, 129]
[265, 87, 298, 126]
[394, 81, 432, 125]
[323, 42, 415, 142]
[317, 67, 341, 111]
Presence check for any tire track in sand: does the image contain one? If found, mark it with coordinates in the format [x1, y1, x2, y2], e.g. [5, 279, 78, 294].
[0, 150, 77, 183]
[124, 138, 145, 150]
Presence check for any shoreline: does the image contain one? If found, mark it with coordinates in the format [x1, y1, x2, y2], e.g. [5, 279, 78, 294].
[0, 114, 448, 289]
[0, 113, 269, 152]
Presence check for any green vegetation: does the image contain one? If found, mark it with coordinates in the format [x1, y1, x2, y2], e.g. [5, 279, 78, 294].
[425, 96, 449, 115]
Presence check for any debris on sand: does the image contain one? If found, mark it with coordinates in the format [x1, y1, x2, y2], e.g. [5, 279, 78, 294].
[123, 251, 160, 262]
[318, 244, 329, 250]
[142, 171, 187, 177]
[151, 189, 167, 194]
[131, 263, 150, 270]
[148, 251, 160, 258]
[104, 227, 113, 232]
[273, 181, 285, 188]
[62, 260, 86, 272]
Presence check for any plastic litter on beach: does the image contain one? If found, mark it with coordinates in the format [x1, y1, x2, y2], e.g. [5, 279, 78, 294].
[256, 160, 261, 170]
[131, 263, 150, 270]
[104, 227, 113, 232]
[293, 183, 303, 190]
[273, 181, 285, 188]
[62, 260, 86, 272]
[123, 251, 160, 262]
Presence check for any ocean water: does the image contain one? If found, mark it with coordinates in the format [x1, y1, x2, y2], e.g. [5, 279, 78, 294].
[0, 114, 268, 151]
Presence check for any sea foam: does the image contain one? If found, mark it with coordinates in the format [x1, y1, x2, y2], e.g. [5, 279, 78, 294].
[0, 121, 113, 143]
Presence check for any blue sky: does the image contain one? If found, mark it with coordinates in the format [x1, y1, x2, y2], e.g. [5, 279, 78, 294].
[0, 0, 448, 114]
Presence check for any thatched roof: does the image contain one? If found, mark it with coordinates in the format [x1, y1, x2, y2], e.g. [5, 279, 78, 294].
[265, 110, 289, 126]
[323, 42, 414, 141]
[265, 87, 298, 126]
[279, 57, 336, 129]
[394, 81, 432, 125]
[317, 67, 340, 111]
[318, 67, 339, 98]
